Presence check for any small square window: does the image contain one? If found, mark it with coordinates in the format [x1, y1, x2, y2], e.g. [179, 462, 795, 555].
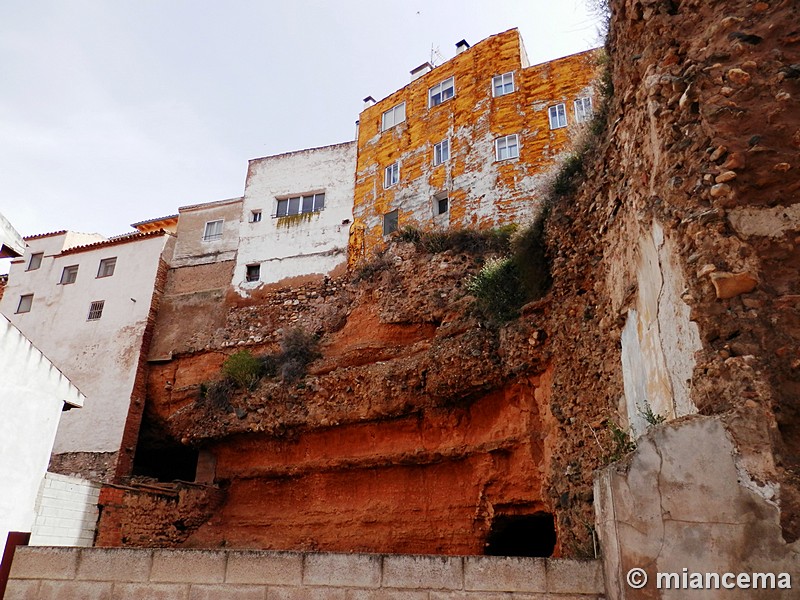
[429, 77, 455, 107]
[384, 163, 399, 188]
[26, 253, 43, 271]
[492, 72, 515, 97]
[433, 139, 450, 166]
[381, 102, 406, 131]
[60, 265, 79, 285]
[16, 294, 33, 314]
[250, 210, 262, 223]
[203, 220, 224, 242]
[246, 264, 261, 282]
[383, 210, 399, 236]
[574, 97, 593, 123]
[87, 300, 104, 321]
[97, 257, 117, 278]
[437, 197, 449, 215]
[548, 103, 567, 129]
[495, 134, 519, 161]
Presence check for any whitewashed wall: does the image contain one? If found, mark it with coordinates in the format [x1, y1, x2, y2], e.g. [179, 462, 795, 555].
[0, 315, 84, 549]
[234, 142, 356, 289]
[0, 232, 174, 457]
[29, 473, 100, 547]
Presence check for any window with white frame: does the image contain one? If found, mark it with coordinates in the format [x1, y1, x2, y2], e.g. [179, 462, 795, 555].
[250, 210, 262, 223]
[60, 265, 78, 285]
[574, 97, 593, 123]
[433, 139, 450, 166]
[548, 103, 567, 129]
[275, 193, 325, 217]
[381, 102, 406, 131]
[492, 72, 515, 97]
[495, 134, 519, 161]
[433, 192, 449, 216]
[97, 257, 116, 278]
[429, 77, 455, 107]
[383, 209, 399, 235]
[384, 163, 399, 188]
[246, 264, 261, 282]
[87, 300, 105, 321]
[16, 294, 33, 314]
[26, 252, 43, 271]
[203, 219, 224, 242]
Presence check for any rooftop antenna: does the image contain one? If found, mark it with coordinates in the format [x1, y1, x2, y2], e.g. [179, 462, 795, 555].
[430, 44, 445, 67]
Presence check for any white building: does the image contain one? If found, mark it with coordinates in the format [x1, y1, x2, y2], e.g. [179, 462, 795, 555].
[234, 141, 356, 290]
[0, 229, 176, 482]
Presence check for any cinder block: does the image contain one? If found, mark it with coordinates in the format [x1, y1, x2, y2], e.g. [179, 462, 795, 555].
[189, 583, 267, 600]
[545, 560, 604, 595]
[226, 551, 303, 586]
[3, 579, 40, 600]
[268, 587, 346, 600]
[9, 547, 80, 580]
[345, 590, 429, 600]
[430, 593, 513, 600]
[151, 549, 226, 584]
[38, 580, 113, 599]
[463, 556, 546, 593]
[304, 553, 381, 588]
[77, 548, 152, 582]
[382, 555, 463, 590]
[111, 582, 190, 600]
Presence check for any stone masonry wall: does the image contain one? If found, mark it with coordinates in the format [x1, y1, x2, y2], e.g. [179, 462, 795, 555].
[6, 546, 605, 600]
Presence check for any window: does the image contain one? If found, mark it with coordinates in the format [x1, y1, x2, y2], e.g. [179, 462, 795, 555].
[203, 220, 224, 242]
[276, 193, 325, 217]
[383, 210, 399, 236]
[429, 77, 455, 107]
[250, 210, 262, 223]
[16, 294, 33, 314]
[87, 300, 104, 321]
[574, 97, 593, 123]
[492, 72, 515, 97]
[60, 265, 79, 285]
[495, 134, 519, 161]
[548, 103, 567, 129]
[384, 163, 399, 188]
[26, 253, 43, 271]
[434, 193, 449, 216]
[246, 264, 261, 282]
[381, 102, 406, 131]
[97, 257, 117, 278]
[433, 139, 450, 166]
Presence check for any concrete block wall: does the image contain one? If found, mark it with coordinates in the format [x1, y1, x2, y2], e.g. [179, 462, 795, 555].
[6, 547, 605, 599]
[29, 473, 100, 547]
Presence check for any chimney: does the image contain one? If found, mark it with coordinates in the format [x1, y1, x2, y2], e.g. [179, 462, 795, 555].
[456, 39, 470, 54]
[363, 96, 375, 109]
[410, 62, 432, 81]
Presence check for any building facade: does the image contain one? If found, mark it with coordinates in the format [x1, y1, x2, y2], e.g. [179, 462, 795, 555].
[234, 142, 356, 290]
[350, 28, 599, 262]
[0, 230, 175, 482]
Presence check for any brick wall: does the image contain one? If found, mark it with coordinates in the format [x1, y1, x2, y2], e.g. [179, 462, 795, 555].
[6, 546, 605, 599]
[29, 473, 100, 548]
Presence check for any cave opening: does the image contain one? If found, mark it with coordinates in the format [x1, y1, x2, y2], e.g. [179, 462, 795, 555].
[485, 512, 557, 557]
[132, 443, 198, 482]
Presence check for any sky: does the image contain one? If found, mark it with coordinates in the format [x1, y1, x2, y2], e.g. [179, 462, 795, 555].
[0, 0, 603, 250]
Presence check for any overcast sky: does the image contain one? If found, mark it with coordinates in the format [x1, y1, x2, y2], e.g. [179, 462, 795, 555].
[0, 0, 602, 247]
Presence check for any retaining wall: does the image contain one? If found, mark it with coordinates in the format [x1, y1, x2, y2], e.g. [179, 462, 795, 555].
[5, 546, 604, 599]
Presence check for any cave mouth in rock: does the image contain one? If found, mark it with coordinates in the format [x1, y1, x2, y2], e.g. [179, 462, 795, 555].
[485, 512, 557, 557]
[132, 442, 198, 482]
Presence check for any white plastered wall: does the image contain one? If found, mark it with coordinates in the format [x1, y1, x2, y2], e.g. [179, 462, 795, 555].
[0, 315, 84, 547]
[234, 142, 356, 289]
[0, 233, 173, 455]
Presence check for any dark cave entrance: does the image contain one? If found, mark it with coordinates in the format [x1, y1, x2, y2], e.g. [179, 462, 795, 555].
[485, 512, 557, 557]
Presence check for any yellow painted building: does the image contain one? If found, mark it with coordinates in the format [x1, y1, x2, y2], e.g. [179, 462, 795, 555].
[350, 28, 600, 263]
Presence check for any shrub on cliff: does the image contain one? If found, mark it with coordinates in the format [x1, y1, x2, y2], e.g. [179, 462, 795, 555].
[261, 327, 322, 383]
[398, 225, 516, 255]
[466, 257, 526, 322]
[222, 350, 265, 390]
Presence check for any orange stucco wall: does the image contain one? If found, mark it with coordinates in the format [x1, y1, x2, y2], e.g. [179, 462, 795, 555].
[350, 28, 600, 263]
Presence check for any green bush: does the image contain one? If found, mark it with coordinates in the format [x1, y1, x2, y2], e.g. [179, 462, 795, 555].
[399, 225, 516, 255]
[466, 257, 526, 322]
[199, 378, 236, 410]
[259, 327, 322, 383]
[221, 350, 264, 390]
